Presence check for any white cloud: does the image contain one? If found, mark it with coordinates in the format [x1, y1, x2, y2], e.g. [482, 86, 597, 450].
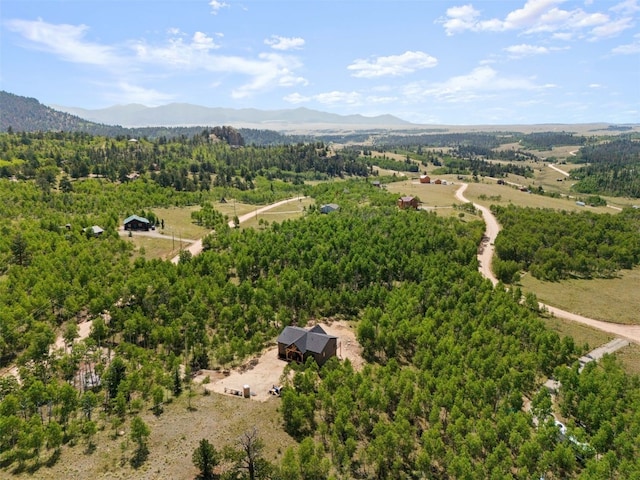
[348, 51, 438, 78]
[502, 0, 567, 31]
[229, 52, 308, 98]
[209, 1, 229, 15]
[314, 91, 362, 106]
[611, 0, 640, 14]
[264, 35, 305, 51]
[284, 91, 398, 108]
[440, 0, 634, 40]
[132, 31, 221, 66]
[589, 17, 634, 39]
[283, 92, 310, 104]
[504, 43, 550, 57]
[131, 32, 308, 98]
[103, 82, 175, 106]
[611, 33, 640, 53]
[440, 4, 482, 36]
[7, 17, 307, 101]
[4, 18, 121, 67]
[407, 66, 544, 103]
[192, 32, 220, 51]
[364, 95, 398, 105]
[283, 90, 363, 107]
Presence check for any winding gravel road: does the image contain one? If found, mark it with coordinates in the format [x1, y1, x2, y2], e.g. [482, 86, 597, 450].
[455, 183, 640, 345]
[170, 196, 306, 264]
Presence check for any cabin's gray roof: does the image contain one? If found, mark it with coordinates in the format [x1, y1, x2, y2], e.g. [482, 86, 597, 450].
[320, 203, 340, 212]
[278, 325, 336, 354]
[123, 214, 150, 224]
[277, 326, 307, 346]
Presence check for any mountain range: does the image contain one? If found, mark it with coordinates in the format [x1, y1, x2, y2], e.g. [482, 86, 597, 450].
[51, 103, 412, 129]
[2, 91, 635, 138]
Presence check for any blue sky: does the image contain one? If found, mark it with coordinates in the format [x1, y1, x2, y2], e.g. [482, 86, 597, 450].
[2, 0, 639, 125]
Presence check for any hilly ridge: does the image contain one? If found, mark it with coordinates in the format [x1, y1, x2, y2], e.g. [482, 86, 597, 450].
[0, 90, 124, 135]
[52, 102, 412, 128]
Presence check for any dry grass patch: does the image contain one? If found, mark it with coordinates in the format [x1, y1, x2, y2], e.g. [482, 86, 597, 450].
[541, 314, 614, 351]
[237, 197, 313, 230]
[541, 315, 640, 377]
[153, 206, 211, 240]
[12, 391, 294, 480]
[384, 177, 469, 218]
[463, 180, 612, 213]
[614, 343, 640, 376]
[215, 200, 260, 220]
[520, 268, 640, 325]
[123, 233, 194, 261]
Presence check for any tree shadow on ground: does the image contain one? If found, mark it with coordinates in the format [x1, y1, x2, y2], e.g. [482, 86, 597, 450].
[130, 445, 149, 469]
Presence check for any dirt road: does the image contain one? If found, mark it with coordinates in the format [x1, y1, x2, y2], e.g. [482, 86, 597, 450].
[547, 163, 570, 177]
[455, 183, 500, 286]
[455, 183, 640, 345]
[171, 196, 306, 264]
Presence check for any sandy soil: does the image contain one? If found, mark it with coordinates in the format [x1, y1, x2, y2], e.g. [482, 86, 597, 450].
[196, 321, 363, 402]
[52, 318, 94, 352]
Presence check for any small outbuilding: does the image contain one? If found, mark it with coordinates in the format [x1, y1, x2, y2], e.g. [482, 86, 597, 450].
[320, 203, 340, 214]
[397, 196, 418, 209]
[419, 175, 431, 184]
[124, 215, 151, 231]
[85, 225, 104, 237]
[277, 325, 337, 367]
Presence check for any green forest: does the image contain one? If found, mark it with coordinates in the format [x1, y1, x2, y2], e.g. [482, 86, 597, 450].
[570, 138, 640, 198]
[1, 130, 639, 479]
[492, 205, 640, 282]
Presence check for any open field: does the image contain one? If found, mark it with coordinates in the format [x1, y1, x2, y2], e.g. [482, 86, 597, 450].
[614, 343, 640, 376]
[520, 268, 640, 325]
[541, 315, 640, 376]
[124, 235, 191, 261]
[235, 196, 313, 230]
[153, 206, 211, 240]
[542, 315, 614, 351]
[462, 179, 615, 213]
[122, 198, 312, 260]
[215, 199, 262, 220]
[384, 176, 469, 218]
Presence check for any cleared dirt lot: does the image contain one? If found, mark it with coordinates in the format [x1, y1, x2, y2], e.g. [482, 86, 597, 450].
[195, 320, 363, 402]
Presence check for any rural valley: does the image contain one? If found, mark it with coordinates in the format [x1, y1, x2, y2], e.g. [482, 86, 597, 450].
[0, 91, 639, 479]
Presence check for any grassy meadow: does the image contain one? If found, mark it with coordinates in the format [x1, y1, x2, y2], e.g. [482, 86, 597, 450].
[520, 268, 640, 325]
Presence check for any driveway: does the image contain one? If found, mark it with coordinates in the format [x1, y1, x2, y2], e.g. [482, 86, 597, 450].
[171, 196, 306, 264]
